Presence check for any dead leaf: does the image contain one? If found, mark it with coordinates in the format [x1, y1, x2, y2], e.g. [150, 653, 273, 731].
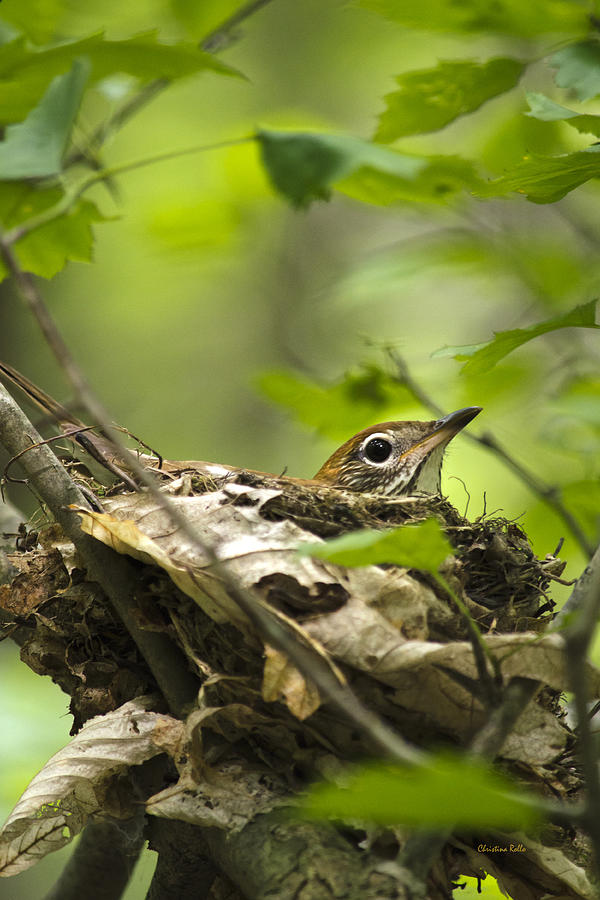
[0, 696, 171, 876]
[262, 644, 320, 720]
[146, 758, 285, 831]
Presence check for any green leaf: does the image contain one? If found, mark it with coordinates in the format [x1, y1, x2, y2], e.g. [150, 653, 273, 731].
[257, 129, 479, 208]
[302, 755, 540, 829]
[258, 367, 414, 441]
[298, 519, 453, 574]
[0, 31, 240, 124]
[338, 154, 480, 205]
[477, 145, 600, 203]
[525, 92, 600, 137]
[375, 58, 524, 142]
[525, 92, 579, 121]
[0, 0, 65, 44]
[0, 183, 106, 281]
[551, 41, 600, 101]
[432, 300, 599, 375]
[0, 60, 88, 179]
[358, 0, 588, 37]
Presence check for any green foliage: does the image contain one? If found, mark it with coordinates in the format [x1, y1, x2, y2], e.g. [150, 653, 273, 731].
[477, 148, 600, 203]
[434, 301, 599, 375]
[257, 128, 480, 208]
[526, 92, 600, 137]
[0, 61, 88, 179]
[357, 0, 588, 36]
[0, 31, 238, 123]
[0, 0, 64, 44]
[298, 519, 453, 573]
[375, 58, 524, 142]
[302, 755, 540, 828]
[551, 40, 600, 101]
[0, 183, 105, 280]
[258, 367, 415, 440]
[1, 1, 600, 894]
[455, 875, 511, 899]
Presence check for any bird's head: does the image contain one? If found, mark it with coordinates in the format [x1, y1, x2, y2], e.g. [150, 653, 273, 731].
[313, 407, 481, 496]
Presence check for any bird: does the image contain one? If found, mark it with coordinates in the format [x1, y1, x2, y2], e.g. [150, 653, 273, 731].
[313, 408, 481, 496]
[0, 360, 480, 497]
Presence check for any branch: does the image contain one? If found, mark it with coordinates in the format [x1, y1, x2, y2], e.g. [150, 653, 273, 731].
[0, 382, 198, 717]
[2, 138, 254, 248]
[64, 79, 169, 170]
[42, 818, 145, 900]
[200, 0, 276, 51]
[436, 573, 501, 707]
[0, 246, 423, 766]
[399, 675, 542, 878]
[146, 820, 219, 900]
[66, 0, 274, 169]
[554, 542, 600, 870]
[387, 350, 594, 557]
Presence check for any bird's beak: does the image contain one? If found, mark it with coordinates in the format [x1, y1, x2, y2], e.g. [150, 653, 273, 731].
[401, 406, 482, 459]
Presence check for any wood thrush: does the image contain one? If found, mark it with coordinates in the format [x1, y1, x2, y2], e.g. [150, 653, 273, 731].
[0, 361, 480, 496]
[313, 408, 481, 495]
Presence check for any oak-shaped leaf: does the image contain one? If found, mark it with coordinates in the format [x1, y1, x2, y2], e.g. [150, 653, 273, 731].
[476, 146, 600, 203]
[0, 182, 106, 282]
[525, 91, 600, 138]
[433, 300, 598, 375]
[375, 58, 524, 142]
[0, 30, 239, 124]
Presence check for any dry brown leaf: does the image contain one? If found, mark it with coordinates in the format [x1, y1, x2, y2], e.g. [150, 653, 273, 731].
[303, 623, 588, 761]
[262, 644, 320, 720]
[146, 758, 284, 830]
[0, 696, 173, 877]
[73, 486, 435, 638]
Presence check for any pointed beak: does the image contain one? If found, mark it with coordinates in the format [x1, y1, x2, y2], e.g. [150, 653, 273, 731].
[403, 406, 482, 458]
[434, 406, 482, 434]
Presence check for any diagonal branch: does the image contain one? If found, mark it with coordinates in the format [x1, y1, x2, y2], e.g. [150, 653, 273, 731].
[0, 247, 423, 766]
[387, 349, 593, 557]
[554, 542, 600, 870]
[0, 381, 199, 718]
[200, 0, 277, 51]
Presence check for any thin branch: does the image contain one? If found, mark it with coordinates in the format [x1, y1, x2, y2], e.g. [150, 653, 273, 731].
[435, 573, 502, 706]
[65, 79, 169, 170]
[200, 0, 276, 51]
[399, 676, 542, 878]
[387, 349, 594, 558]
[42, 817, 145, 900]
[555, 542, 600, 870]
[0, 252, 423, 766]
[3, 137, 254, 247]
[0, 382, 199, 718]
[64, 0, 274, 172]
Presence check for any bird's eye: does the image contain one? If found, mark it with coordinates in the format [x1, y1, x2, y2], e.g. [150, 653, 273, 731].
[363, 437, 393, 463]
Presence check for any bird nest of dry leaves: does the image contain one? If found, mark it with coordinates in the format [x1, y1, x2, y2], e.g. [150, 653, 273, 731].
[0, 462, 597, 899]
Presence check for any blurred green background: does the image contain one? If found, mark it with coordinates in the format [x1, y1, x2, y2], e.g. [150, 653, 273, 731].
[1, 0, 600, 896]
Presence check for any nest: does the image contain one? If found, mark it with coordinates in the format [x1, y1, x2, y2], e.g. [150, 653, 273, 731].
[0, 463, 594, 899]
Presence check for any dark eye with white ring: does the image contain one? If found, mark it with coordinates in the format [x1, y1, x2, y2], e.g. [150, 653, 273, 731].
[362, 436, 393, 464]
